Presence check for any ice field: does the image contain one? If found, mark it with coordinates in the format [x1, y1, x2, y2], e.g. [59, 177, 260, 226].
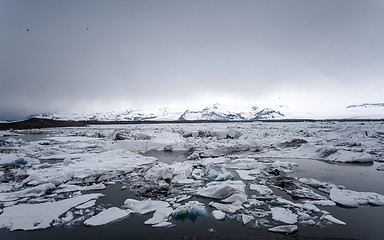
[1, 121, 384, 239]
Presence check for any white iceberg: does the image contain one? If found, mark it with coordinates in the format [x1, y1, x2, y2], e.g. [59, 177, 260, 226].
[84, 207, 130, 226]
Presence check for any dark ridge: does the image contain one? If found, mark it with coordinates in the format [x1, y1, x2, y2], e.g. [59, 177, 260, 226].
[0, 118, 87, 130]
[1, 118, 383, 130]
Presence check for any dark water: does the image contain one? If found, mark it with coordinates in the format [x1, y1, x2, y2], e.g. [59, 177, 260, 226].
[1, 153, 384, 239]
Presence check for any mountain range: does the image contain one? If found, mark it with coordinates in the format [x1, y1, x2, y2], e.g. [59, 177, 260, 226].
[29, 104, 285, 122]
[27, 102, 384, 122]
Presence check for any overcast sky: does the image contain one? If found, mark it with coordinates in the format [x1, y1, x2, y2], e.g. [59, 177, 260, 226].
[1, 0, 384, 120]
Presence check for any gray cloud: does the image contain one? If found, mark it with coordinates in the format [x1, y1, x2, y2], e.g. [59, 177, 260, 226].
[1, 0, 384, 120]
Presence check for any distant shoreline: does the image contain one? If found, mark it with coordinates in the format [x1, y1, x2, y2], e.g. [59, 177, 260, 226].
[0, 117, 383, 130]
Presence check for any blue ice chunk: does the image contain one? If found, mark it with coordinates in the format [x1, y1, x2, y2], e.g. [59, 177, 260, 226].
[14, 157, 28, 165]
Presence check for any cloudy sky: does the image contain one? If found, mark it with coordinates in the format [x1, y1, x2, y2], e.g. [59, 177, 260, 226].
[1, 0, 384, 120]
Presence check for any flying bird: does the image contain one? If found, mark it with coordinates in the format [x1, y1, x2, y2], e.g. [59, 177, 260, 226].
[26, 28, 29, 32]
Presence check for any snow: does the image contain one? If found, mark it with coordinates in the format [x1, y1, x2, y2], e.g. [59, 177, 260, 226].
[330, 188, 384, 207]
[84, 207, 130, 226]
[0, 193, 103, 230]
[270, 207, 298, 224]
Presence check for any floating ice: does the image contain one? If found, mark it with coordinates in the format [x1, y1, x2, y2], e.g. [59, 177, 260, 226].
[235, 169, 261, 180]
[299, 178, 342, 193]
[0, 193, 103, 231]
[377, 164, 384, 171]
[270, 207, 298, 224]
[319, 149, 374, 163]
[55, 183, 106, 193]
[268, 225, 298, 234]
[0, 183, 56, 202]
[123, 199, 173, 226]
[209, 201, 243, 213]
[172, 201, 207, 221]
[212, 210, 225, 220]
[84, 207, 129, 226]
[124, 199, 170, 214]
[75, 200, 96, 209]
[241, 214, 254, 225]
[330, 188, 384, 207]
[249, 184, 273, 195]
[145, 207, 173, 225]
[196, 180, 247, 203]
[287, 187, 326, 200]
[303, 199, 336, 206]
[322, 214, 346, 225]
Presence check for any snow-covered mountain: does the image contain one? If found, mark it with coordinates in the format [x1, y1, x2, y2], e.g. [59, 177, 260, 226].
[346, 103, 384, 108]
[29, 104, 286, 122]
[28, 102, 384, 122]
[178, 105, 284, 121]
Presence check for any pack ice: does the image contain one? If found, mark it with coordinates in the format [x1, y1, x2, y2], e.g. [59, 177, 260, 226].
[0, 121, 383, 233]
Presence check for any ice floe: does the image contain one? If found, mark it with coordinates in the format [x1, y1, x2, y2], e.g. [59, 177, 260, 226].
[330, 188, 384, 207]
[0, 193, 103, 230]
[268, 225, 298, 234]
[270, 207, 298, 224]
[196, 180, 246, 203]
[250, 184, 273, 195]
[84, 207, 130, 226]
[212, 210, 225, 220]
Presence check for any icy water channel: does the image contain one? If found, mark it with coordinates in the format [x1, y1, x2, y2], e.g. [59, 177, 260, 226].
[2, 149, 384, 240]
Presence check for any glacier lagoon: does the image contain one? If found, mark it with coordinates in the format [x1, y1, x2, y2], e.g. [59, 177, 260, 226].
[0, 121, 384, 239]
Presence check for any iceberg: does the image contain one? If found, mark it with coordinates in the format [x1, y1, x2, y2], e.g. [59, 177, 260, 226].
[195, 180, 247, 203]
[172, 201, 207, 221]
